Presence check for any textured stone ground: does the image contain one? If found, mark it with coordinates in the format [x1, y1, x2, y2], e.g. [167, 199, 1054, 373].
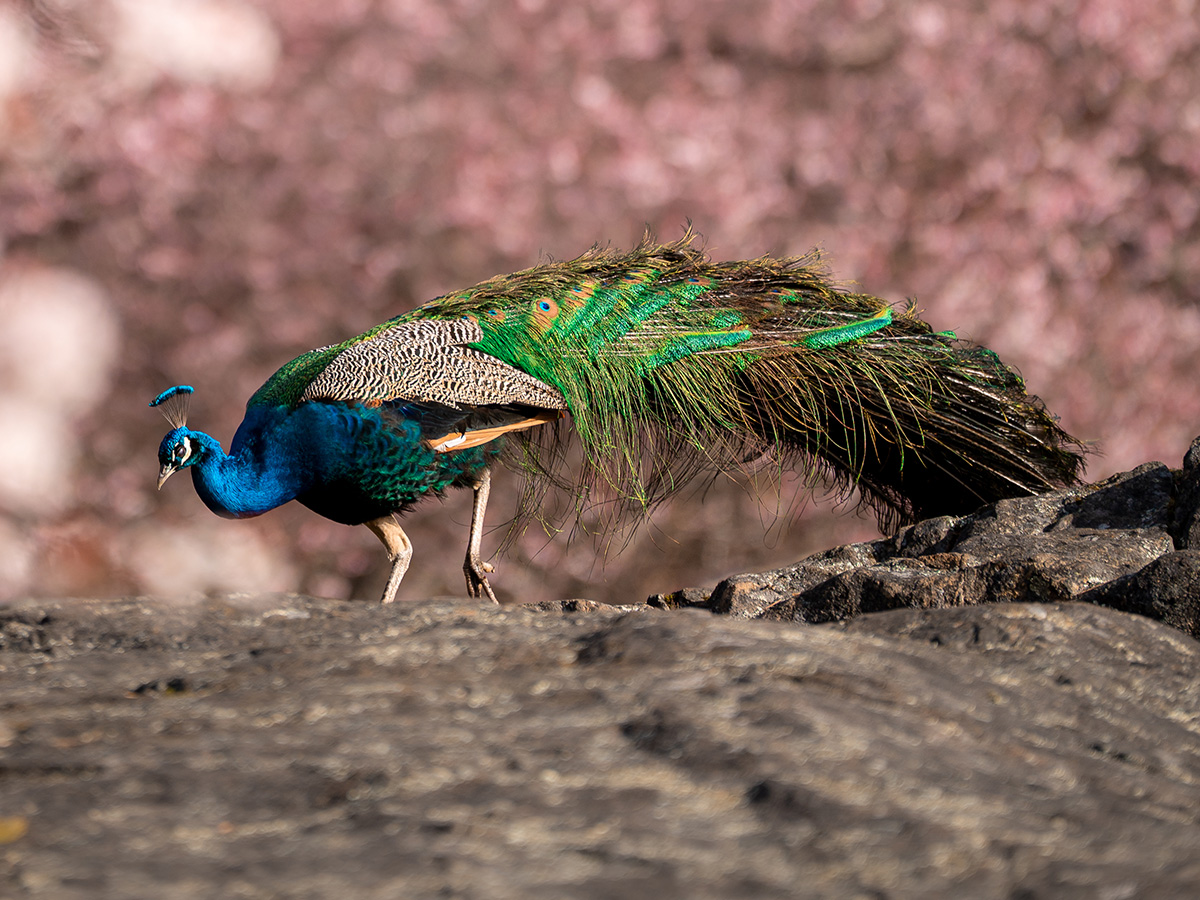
[2, 595, 1199, 899]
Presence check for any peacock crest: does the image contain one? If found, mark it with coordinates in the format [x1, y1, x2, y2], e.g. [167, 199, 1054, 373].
[150, 385, 195, 429]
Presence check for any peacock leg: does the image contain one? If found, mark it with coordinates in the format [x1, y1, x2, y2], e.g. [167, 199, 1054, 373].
[365, 516, 413, 604]
[464, 469, 498, 603]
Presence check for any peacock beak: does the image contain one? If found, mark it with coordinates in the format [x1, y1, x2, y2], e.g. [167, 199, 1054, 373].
[157, 464, 178, 490]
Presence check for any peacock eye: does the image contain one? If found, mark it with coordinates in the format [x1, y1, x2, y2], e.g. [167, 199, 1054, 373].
[175, 439, 193, 464]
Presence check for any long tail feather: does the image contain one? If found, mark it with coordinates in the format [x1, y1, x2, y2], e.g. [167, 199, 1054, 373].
[412, 231, 1087, 532]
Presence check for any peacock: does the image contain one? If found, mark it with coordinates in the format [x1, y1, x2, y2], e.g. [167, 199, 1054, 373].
[153, 233, 1086, 602]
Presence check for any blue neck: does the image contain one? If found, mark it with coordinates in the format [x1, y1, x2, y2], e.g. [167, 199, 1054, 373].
[185, 410, 317, 519]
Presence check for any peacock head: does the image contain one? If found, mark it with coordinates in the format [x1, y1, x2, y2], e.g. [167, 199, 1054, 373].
[150, 385, 204, 489]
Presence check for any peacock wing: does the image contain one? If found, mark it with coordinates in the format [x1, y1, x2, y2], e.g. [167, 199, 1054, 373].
[300, 318, 568, 411]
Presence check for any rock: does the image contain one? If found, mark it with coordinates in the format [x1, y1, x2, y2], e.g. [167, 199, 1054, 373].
[1169, 434, 1200, 549]
[1081, 550, 1200, 636]
[699, 461, 1192, 634]
[2, 596, 1200, 898]
[644, 586, 713, 610]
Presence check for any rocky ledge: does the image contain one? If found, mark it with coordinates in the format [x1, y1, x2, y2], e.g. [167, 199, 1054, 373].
[654, 440, 1200, 639]
[5, 444, 1200, 898]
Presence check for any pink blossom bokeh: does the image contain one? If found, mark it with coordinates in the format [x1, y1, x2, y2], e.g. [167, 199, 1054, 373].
[1, 0, 1197, 604]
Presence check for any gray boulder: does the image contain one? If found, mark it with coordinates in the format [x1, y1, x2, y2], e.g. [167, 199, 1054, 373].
[653, 447, 1200, 638]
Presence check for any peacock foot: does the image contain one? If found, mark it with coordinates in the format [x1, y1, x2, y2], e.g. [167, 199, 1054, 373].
[464, 556, 497, 604]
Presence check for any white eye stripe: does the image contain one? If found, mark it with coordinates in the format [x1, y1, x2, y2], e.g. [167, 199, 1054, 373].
[177, 439, 193, 464]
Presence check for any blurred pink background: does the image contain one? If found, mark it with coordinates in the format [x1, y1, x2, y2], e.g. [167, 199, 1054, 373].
[1, 0, 1197, 604]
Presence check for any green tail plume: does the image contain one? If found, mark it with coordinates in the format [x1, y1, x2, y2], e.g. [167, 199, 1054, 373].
[407, 231, 1086, 531]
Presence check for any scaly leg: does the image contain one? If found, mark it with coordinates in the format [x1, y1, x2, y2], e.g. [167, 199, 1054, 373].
[464, 469, 497, 603]
[366, 516, 413, 604]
